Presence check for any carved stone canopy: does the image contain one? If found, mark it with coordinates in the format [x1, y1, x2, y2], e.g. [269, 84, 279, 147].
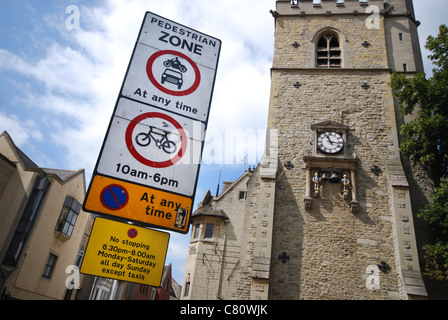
[311, 120, 348, 132]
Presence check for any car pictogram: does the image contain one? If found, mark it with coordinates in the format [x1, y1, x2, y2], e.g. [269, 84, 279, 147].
[161, 68, 183, 89]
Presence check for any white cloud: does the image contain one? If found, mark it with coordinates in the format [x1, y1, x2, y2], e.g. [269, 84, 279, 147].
[29, 1, 272, 284]
[5, 0, 443, 286]
[0, 111, 42, 145]
[0, 0, 273, 285]
[1, 0, 274, 173]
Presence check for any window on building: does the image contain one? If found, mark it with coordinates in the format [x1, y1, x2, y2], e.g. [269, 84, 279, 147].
[183, 282, 190, 297]
[238, 191, 247, 200]
[150, 288, 157, 300]
[165, 279, 170, 291]
[204, 224, 214, 239]
[42, 253, 58, 279]
[399, 33, 403, 41]
[2, 176, 50, 267]
[92, 287, 110, 300]
[144, 286, 149, 295]
[54, 196, 81, 240]
[403, 63, 407, 72]
[140, 285, 149, 295]
[193, 224, 200, 239]
[316, 33, 341, 68]
[183, 273, 191, 297]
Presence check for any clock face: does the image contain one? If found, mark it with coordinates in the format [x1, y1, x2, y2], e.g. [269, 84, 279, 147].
[317, 131, 344, 154]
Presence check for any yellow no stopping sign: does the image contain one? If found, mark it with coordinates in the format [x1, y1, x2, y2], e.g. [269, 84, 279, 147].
[80, 217, 170, 287]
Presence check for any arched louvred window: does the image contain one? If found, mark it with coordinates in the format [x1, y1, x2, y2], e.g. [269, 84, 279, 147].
[316, 33, 341, 68]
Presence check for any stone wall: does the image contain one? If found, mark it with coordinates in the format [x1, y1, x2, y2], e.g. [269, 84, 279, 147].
[268, 71, 407, 299]
[267, 9, 419, 299]
[183, 0, 432, 300]
[183, 171, 263, 300]
[273, 15, 388, 70]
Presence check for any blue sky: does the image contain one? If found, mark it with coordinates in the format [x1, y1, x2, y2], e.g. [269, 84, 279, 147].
[1, 0, 447, 287]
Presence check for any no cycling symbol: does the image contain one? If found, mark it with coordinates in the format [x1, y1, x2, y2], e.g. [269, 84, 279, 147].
[146, 50, 201, 96]
[125, 112, 187, 168]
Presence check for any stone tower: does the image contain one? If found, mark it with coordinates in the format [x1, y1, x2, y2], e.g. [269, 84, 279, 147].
[182, 0, 430, 300]
[268, 0, 428, 300]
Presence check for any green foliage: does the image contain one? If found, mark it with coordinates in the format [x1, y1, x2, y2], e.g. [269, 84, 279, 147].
[422, 242, 448, 282]
[390, 25, 448, 185]
[390, 25, 448, 283]
[418, 178, 448, 282]
[426, 25, 448, 72]
[418, 178, 448, 237]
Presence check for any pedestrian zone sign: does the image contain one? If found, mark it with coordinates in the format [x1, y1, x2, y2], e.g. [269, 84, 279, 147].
[83, 11, 221, 234]
[122, 11, 221, 122]
[80, 217, 169, 287]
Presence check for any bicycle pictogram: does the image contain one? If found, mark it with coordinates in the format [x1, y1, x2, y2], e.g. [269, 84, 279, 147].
[135, 126, 177, 154]
[125, 111, 187, 169]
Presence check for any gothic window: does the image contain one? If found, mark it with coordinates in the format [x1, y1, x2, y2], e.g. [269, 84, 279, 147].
[316, 33, 341, 68]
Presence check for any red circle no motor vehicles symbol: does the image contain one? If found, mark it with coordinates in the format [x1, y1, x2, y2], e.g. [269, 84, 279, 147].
[146, 50, 201, 96]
